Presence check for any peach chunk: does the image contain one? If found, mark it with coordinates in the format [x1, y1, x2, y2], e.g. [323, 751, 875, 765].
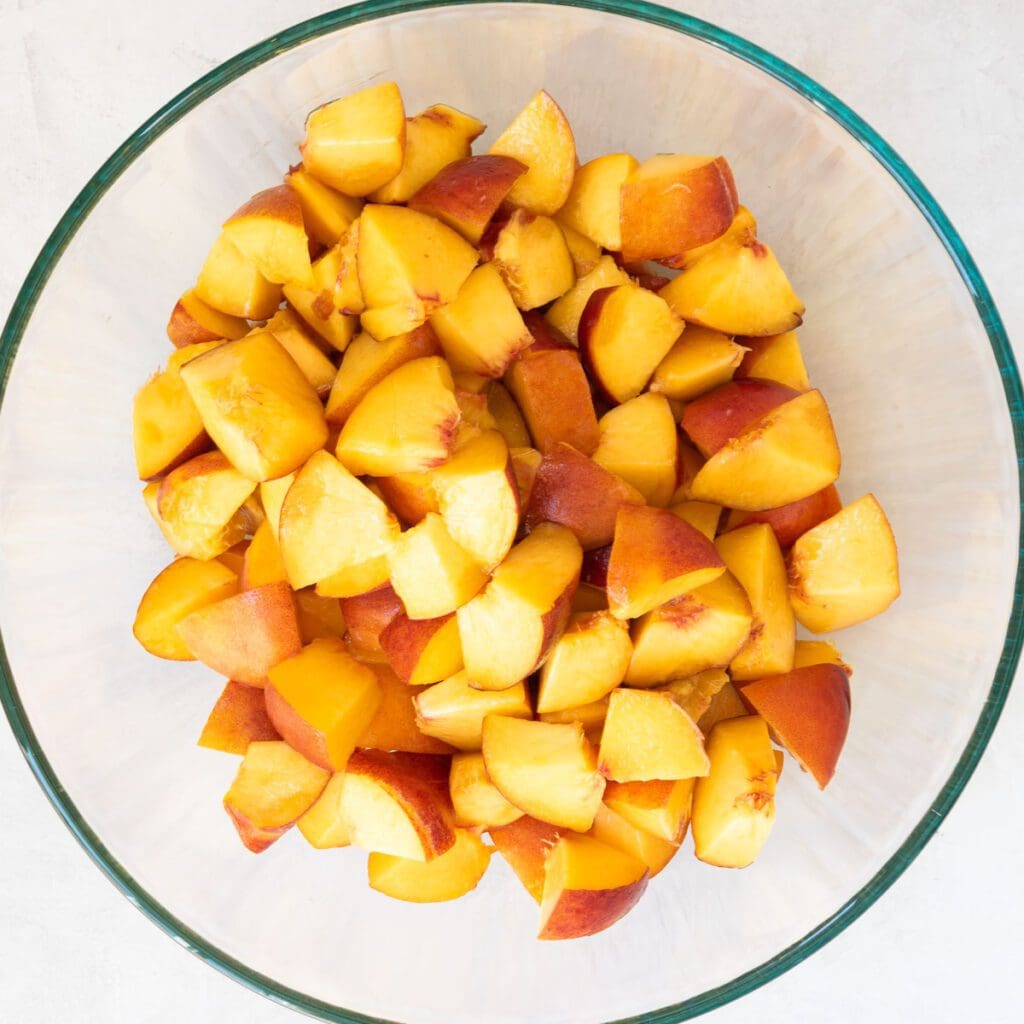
[222, 184, 314, 288]
[296, 774, 351, 849]
[132, 367, 210, 481]
[487, 382, 531, 449]
[723, 484, 842, 550]
[620, 155, 738, 264]
[545, 255, 632, 346]
[787, 493, 900, 632]
[559, 153, 637, 250]
[598, 690, 709, 783]
[538, 834, 648, 940]
[538, 696, 609, 743]
[482, 717, 605, 832]
[223, 740, 329, 853]
[736, 330, 810, 390]
[691, 716, 779, 868]
[358, 664, 455, 756]
[589, 803, 679, 878]
[368, 827, 491, 903]
[357, 204, 478, 339]
[133, 557, 239, 660]
[487, 89, 576, 215]
[739, 664, 851, 788]
[668, 204, 756, 271]
[414, 671, 531, 751]
[579, 284, 683, 404]
[375, 470, 441, 528]
[166, 288, 248, 348]
[697, 680, 750, 735]
[536, 612, 633, 714]
[198, 680, 281, 755]
[176, 581, 302, 686]
[669, 500, 722, 541]
[335, 356, 460, 476]
[657, 667, 730, 721]
[681, 378, 800, 458]
[241, 520, 288, 590]
[284, 163, 362, 247]
[282, 230, 361, 351]
[649, 326, 747, 402]
[300, 81, 406, 196]
[688, 390, 841, 510]
[606, 505, 725, 620]
[379, 611, 463, 686]
[490, 210, 576, 310]
[253, 311, 336, 397]
[457, 524, 582, 690]
[510, 445, 542, 507]
[557, 220, 603, 277]
[592, 393, 678, 506]
[294, 589, 346, 643]
[525, 442, 644, 550]
[179, 332, 327, 482]
[338, 584, 403, 656]
[194, 231, 282, 320]
[603, 778, 694, 843]
[793, 639, 852, 675]
[450, 752, 523, 828]
[489, 815, 561, 903]
[431, 263, 533, 377]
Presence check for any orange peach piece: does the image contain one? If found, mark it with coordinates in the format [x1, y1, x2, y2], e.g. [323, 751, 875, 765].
[241, 520, 288, 590]
[486, 382, 531, 449]
[545, 255, 632, 345]
[293, 589, 346, 644]
[256, 309, 337, 396]
[414, 671, 531, 751]
[259, 473, 294, 540]
[166, 288, 248, 348]
[538, 696, 609, 743]
[296, 773, 352, 849]
[141, 481, 246, 563]
[589, 803, 679, 878]
[156, 450, 257, 535]
[649, 326, 747, 402]
[132, 368, 210, 481]
[223, 740, 329, 853]
[735, 330, 810, 391]
[722, 484, 842, 550]
[606, 505, 725, 619]
[222, 184, 314, 289]
[697, 679, 750, 734]
[375, 469, 441, 527]
[657, 667, 731, 722]
[482, 717, 604, 832]
[681, 378, 800, 458]
[379, 611, 463, 687]
[194, 231, 283, 320]
[557, 219, 603, 277]
[358, 664, 455, 756]
[787, 493, 900, 632]
[490, 210, 576, 310]
[282, 252, 359, 354]
[793, 639, 852, 676]
[525, 442, 644, 551]
[450, 752, 524, 828]
[510, 445, 542, 508]
[487, 90, 576, 215]
[330, 218, 365, 315]
[198, 680, 281, 754]
[368, 826, 491, 903]
[603, 778, 694, 843]
[593, 393, 677, 506]
[133, 557, 239, 660]
[691, 715, 778, 868]
[314, 558, 393, 601]
[284, 163, 362, 247]
[489, 815, 561, 903]
[454, 389, 497, 433]
[300, 81, 406, 197]
[667, 204, 757, 271]
[670, 435, 706, 504]
[338, 583, 404, 656]
[559, 153, 637, 250]
[669, 500, 722, 541]
[538, 834, 648, 940]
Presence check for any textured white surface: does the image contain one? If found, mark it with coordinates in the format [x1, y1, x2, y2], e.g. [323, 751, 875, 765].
[0, 1, 1021, 1022]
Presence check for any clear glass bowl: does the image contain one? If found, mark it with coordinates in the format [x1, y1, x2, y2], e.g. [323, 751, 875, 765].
[0, 2, 1019, 1022]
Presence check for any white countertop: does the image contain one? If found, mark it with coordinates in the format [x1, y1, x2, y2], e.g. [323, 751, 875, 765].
[1, 1, 1021, 1021]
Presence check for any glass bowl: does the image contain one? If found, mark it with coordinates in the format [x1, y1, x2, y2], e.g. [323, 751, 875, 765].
[0, 2, 1019, 1022]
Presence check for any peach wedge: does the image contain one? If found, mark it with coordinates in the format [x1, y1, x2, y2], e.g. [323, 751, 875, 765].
[559, 153, 637, 251]
[198, 680, 281, 755]
[222, 184, 314, 289]
[603, 778, 694, 844]
[450, 752, 523, 828]
[358, 663, 456, 756]
[379, 611, 464, 687]
[368, 827, 491, 903]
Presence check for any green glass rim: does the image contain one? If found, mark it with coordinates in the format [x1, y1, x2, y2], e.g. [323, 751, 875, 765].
[0, 1, 1019, 1021]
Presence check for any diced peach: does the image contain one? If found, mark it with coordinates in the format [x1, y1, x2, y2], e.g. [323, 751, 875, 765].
[338, 583, 403, 656]
[669, 500, 722, 541]
[450, 752, 523, 828]
[195, 231, 282, 319]
[559, 153, 637, 250]
[222, 184, 314, 288]
[545, 255, 632, 346]
[141, 479, 248, 564]
[374, 470, 441, 527]
[650, 326, 747, 401]
[490, 210, 575, 310]
[589, 803, 679, 878]
[723, 484, 842, 550]
[198, 680, 280, 754]
[256, 309, 336, 395]
[670, 435, 706, 504]
[593, 393, 677, 506]
[557, 219, 603, 277]
[358, 663, 455, 756]
[259, 474, 294, 540]
[379, 611, 463, 687]
[735, 330, 810, 390]
[369, 826, 491, 902]
[454, 390, 497, 434]
[414, 671, 531, 750]
[486, 382, 531, 449]
[284, 164, 362, 247]
[293, 589, 346, 643]
[282, 241, 360, 352]
[657, 668, 730, 722]
[668, 204, 756, 271]
[166, 288, 248, 348]
[681, 378, 800, 458]
[132, 368, 210, 481]
[538, 696, 609, 743]
[793, 639, 852, 675]
[296, 774, 351, 849]
[315, 558, 393, 600]
[489, 815, 561, 903]
[603, 778, 694, 843]
[241, 520, 288, 590]
[697, 680, 750, 735]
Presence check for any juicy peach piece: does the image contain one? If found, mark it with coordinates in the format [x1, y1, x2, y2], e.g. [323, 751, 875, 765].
[735, 330, 810, 390]
[258, 474, 294, 541]
[258, 309, 336, 388]
[603, 778, 694, 843]
[559, 153, 637, 250]
[697, 679, 750, 735]
[132, 369, 210, 481]
[195, 231, 282, 319]
[296, 773, 351, 849]
[682, 378, 800, 458]
[338, 584, 403, 656]
[374, 470, 441, 527]
[589, 803, 679, 878]
[668, 204, 756, 271]
[793, 639, 852, 675]
[142, 481, 246, 564]
[166, 288, 248, 348]
[198, 680, 280, 754]
[723, 484, 842, 550]
[538, 696, 609, 742]
[284, 164, 362, 247]
[489, 815, 561, 902]
[241, 520, 288, 590]
[544, 256, 632, 346]
[358, 664, 455, 756]
[222, 184, 314, 288]
[282, 241, 360, 353]
[650, 326, 747, 402]
[369, 826, 491, 902]
[491, 210, 575, 310]
[414, 671, 531, 751]
[669, 500, 722, 541]
[379, 611, 463, 687]
[593, 393, 677, 507]
[486, 382, 531, 449]
[450, 752, 524, 828]
[657, 668, 731, 722]
[557, 219, 603, 277]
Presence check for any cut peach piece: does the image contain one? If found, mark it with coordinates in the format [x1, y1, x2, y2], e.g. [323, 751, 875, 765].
[379, 611, 463, 687]
[195, 231, 283, 320]
[198, 680, 281, 755]
[650, 326, 747, 402]
[133, 557, 239, 660]
[241, 520, 288, 590]
[681, 378, 800, 458]
[559, 153, 637, 250]
[358, 664, 455, 756]
[510, 446, 542, 508]
[296, 774, 351, 849]
[671, 436, 706, 504]
[224, 740, 329, 852]
[668, 204, 757, 271]
[132, 369, 209, 481]
[486, 382, 531, 449]
[660, 237, 804, 336]
[620, 155, 737, 264]
[697, 680, 750, 735]
[536, 612, 632, 714]
[525, 443, 644, 551]
[538, 696, 609, 742]
[278, 451, 400, 589]
[179, 332, 328, 482]
[142, 480, 249, 563]
[607, 505, 725, 620]
[489, 815, 560, 903]
[487, 90, 576, 215]
[538, 834, 648, 941]
[599, 690, 709, 782]
[450, 752, 523, 828]
[457, 524, 581, 690]
[294, 589, 346, 643]
[156, 451, 257, 545]
[335, 356, 460, 476]
[579, 284, 682, 404]
[176, 581, 301, 686]
[593, 393, 677, 506]
[490, 210, 575, 310]
[793, 639, 852, 675]
[692, 716, 778, 868]
[689, 390, 841, 510]
[482, 717, 604, 832]
[330, 219, 365, 315]
[369, 826, 491, 903]
[545, 255, 632, 345]
[625, 573, 752, 685]
[414, 671, 531, 751]
[454, 389, 496, 433]
[217, 542, 249, 576]
[603, 778, 694, 843]
[723, 484, 842, 550]
[589, 803, 679, 878]
[300, 81, 406, 196]
[787, 493, 900, 632]
[739, 664, 850, 788]
[282, 242, 360, 353]
[374, 470, 441, 527]
[258, 475, 293, 542]
[338, 584, 403, 656]
[670, 500, 722, 541]
[557, 220, 603, 277]
[222, 184, 314, 288]
[657, 668, 730, 722]
[736, 330, 809, 391]
[315, 558, 392, 600]
[166, 288, 248, 348]
[257, 309, 336, 395]
[358, 204, 478, 339]
[284, 164, 362, 247]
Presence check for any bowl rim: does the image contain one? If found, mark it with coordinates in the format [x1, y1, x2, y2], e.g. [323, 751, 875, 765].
[0, 1, 1020, 1021]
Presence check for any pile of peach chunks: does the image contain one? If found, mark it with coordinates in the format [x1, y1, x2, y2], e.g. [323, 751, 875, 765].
[132, 83, 900, 940]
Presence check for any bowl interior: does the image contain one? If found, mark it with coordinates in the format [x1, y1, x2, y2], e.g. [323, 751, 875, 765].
[0, 3, 1018, 1023]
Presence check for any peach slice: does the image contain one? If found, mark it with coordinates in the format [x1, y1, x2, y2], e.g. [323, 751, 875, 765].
[525, 442, 644, 550]
[598, 690, 709, 782]
[294, 589, 347, 644]
[538, 696, 609, 742]
[358, 204, 478, 339]
[284, 163, 362, 247]
[482, 717, 604, 832]
[538, 834, 648, 940]
[379, 611, 463, 687]
[330, 218, 365, 315]
[669, 500, 722, 541]
[579, 284, 683, 404]
[510, 445, 542, 507]
[253, 312, 336, 397]
[793, 639, 852, 675]
[335, 356, 460, 476]
[141, 480, 248, 563]
[625, 572, 752, 686]
[736, 330, 810, 390]
[557, 220, 603, 277]
[314, 559, 393, 601]
[278, 451, 400, 590]
[368, 826, 491, 903]
[241, 520, 288, 590]
[536, 612, 632, 714]
[179, 332, 327, 482]
[282, 241, 360, 353]
[559, 153, 637, 250]
[697, 680, 750, 735]
[194, 231, 283, 320]
[166, 288, 248, 348]
[486, 382, 531, 449]
[650, 326, 747, 402]
[358, 664, 455, 756]
[431, 263, 533, 376]
[489, 815, 561, 903]
[414, 671, 531, 751]
[787, 493, 900, 632]
[688, 390, 841, 510]
[133, 557, 239, 660]
[198, 680, 281, 755]
[606, 505, 725, 619]
[132, 368, 210, 481]
[716, 524, 796, 680]
[490, 210, 576, 310]
[691, 715, 779, 868]
[457, 524, 582, 690]
[487, 90, 576, 215]
[593, 393, 678, 506]
[296, 774, 352, 849]
[681, 378, 800, 458]
[223, 740, 329, 853]
[589, 803, 679, 878]
[338, 583, 403, 656]
[722, 484, 842, 550]
[300, 81, 406, 196]
[620, 155, 738, 264]
[739, 664, 851, 788]
[545, 254, 632, 345]
[657, 667, 730, 722]
[603, 778, 694, 843]
[450, 752, 524, 828]
[370, 104, 484, 204]
[667, 204, 756, 271]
